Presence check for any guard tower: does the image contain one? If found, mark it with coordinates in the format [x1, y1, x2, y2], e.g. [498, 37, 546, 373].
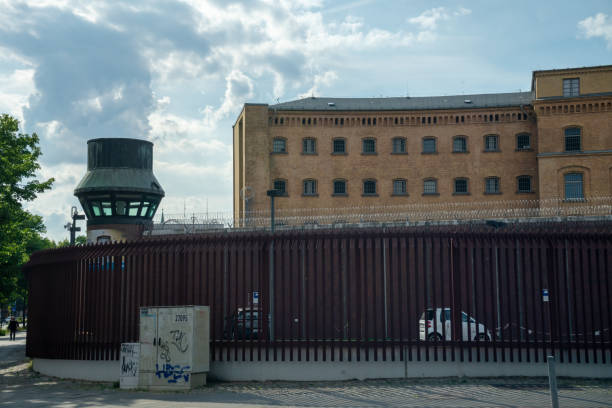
[74, 138, 165, 243]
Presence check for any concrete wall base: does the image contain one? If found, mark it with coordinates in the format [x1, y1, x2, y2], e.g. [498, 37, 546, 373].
[33, 359, 119, 382]
[33, 357, 612, 383]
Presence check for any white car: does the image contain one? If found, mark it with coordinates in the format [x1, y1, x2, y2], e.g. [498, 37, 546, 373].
[419, 308, 492, 341]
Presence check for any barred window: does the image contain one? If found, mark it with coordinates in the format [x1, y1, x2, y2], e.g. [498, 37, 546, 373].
[393, 179, 407, 195]
[333, 138, 346, 153]
[302, 138, 316, 154]
[333, 179, 346, 195]
[363, 179, 377, 195]
[563, 78, 579, 97]
[564, 127, 581, 151]
[484, 135, 498, 151]
[516, 133, 531, 150]
[362, 138, 376, 154]
[453, 136, 467, 152]
[422, 137, 436, 153]
[423, 179, 437, 194]
[454, 178, 468, 194]
[303, 179, 317, 195]
[564, 173, 584, 200]
[517, 176, 532, 193]
[272, 138, 286, 153]
[485, 177, 500, 194]
[273, 179, 286, 195]
[392, 137, 406, 153]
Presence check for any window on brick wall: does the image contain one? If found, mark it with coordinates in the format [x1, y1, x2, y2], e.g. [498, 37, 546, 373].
[564, 127, 581, 151]
[333, 179, 347, 195]
[303, 179, 317, 195]
[563, 78, 580, 97]
[393, 179, 407, 195]
[485, 177, 500, 194]
[423, 179, 437, 195]
[484, 135, 499, 151]
[363, 179, 377, 195]
[302, 138, 316, 154]
[392, 137, 406, 153]
[517, 175, 532, 193]
[333, 138, 346, 154]
[272, 138, 287, 153]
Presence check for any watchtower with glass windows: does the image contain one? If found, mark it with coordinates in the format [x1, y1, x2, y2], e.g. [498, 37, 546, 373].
[74, 138, 165, 243]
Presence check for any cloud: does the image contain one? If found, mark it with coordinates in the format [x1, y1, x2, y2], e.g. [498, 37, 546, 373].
[0, 0, 470, 240]
[408, 7, 471, 31]
[578, 13, 612, 49]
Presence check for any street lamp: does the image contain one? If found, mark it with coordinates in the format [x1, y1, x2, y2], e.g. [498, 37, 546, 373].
[66, 206, 86, 245]
[266, 189, 282, 232]
[266, 189, 282, 342]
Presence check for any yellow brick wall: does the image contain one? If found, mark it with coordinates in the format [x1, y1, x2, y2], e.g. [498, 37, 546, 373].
[534, 66, 612, 99]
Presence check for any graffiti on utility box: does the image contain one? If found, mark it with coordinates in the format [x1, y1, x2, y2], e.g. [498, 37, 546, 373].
[155, 363, 190, 383]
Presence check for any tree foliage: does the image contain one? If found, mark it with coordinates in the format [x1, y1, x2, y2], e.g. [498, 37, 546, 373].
[0, 114, 54, 306]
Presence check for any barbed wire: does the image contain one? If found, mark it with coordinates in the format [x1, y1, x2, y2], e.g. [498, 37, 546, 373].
[151, 196, 612, 231]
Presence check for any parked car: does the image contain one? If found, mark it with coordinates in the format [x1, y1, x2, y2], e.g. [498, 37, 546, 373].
[225, 307, 263, 339]
[419, 308, 492, 341]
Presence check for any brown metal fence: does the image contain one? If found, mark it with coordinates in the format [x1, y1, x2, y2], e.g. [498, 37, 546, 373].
[24, 224, 612, 364]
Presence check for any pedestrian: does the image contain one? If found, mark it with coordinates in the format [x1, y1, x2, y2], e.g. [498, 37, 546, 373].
[8, 317, 18, 341]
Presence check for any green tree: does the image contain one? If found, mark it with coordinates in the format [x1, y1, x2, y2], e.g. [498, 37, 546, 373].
[0, 114, 54, 307]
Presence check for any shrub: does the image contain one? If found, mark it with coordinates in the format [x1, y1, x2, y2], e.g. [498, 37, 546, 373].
[0, 329, 6, 336]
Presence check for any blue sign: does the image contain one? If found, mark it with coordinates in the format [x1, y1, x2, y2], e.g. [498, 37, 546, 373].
[542, 289, 549, 302]
[253, 291, 259, 305]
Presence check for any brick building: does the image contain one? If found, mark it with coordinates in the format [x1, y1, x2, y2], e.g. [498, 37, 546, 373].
[232, 65, 612, 226]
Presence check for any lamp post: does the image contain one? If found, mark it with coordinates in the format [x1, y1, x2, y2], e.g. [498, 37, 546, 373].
[266, 189, 282, 342]
[65, 206, 86, 245]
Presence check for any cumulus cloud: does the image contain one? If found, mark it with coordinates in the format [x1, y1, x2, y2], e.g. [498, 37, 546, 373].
[408, 7, 471, 31]
[0, 0, 468, 240]
[578, 13, 612, 49]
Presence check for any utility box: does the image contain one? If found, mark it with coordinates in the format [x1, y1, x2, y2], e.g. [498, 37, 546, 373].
[138, 306, 210, 390]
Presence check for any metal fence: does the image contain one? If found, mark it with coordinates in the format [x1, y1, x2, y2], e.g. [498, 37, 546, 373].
[24, 223, 611, 364]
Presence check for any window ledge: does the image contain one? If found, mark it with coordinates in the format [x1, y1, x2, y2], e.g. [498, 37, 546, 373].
[516, 191, 535, 194]
[515, 148, 533, 152]
[422, 192, 439, 196]
[362, 193, 379, 197]
[361, 152, 378, 156]
[391, 152, 408, 155]
[453, 192, 470, 196]
[564, 149, 583, 154]
[302, 193, 319, 197]
[484, 192, 502, 195]
[270, 151, 288, 155]
[563, 198, 586, 203]
[392, 193, 409, 196]
[421, 151, 438, 155]
[483, 149, 501, 153]
[301, 152, 318, 156]
[452, 151, 470, 154]
[331, 152, 347, 156]
[332, 193, 348, 197]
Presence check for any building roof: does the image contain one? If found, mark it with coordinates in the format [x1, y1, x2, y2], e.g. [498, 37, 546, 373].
[269, 92, 533, 112]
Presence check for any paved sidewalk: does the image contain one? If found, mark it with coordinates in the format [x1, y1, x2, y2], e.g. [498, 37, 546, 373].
[1, 331, 611, 407]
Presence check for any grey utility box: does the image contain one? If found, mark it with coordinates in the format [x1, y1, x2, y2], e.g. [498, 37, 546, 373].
[138, 305, 210, 390]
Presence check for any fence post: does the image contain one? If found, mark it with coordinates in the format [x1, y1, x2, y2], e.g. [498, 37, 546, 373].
[547, 355, 559, 408]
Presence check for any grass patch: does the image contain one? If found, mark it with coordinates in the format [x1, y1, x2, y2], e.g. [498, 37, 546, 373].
[0, 328, 6, 336]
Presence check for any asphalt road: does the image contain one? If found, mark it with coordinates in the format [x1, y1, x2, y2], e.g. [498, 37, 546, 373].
[1, 330, 611, 407]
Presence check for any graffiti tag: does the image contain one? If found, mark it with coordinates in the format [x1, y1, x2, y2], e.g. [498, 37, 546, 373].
[170, 330, 189, 353]
[155, 363, 190, 384]
[158, 338, 171, 363]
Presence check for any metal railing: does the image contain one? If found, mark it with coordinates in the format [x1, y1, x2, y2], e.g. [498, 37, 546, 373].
[24, 222, 612, 364]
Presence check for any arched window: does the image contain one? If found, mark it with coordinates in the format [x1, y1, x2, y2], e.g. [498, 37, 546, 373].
[423, 178, 438, 195]
[484, 135, 499, 151]
[453, 136, 467, 153]
[392, 137, 407, 154]
[392, 179, 407, 195]
[362, 138, 376, 154]
[332, 138, 346, 154]
[485, 177, 500, 194]
[302, 138, 316, 154]
[272, 137, 287, 153]
[564, 173, 584, 200]
[564, 127, 581, 151]
[422, 137, 436, 154]
[516, 133, 531, 150]
[333, 179, 347, 195]
[303, 179, 317, 196]
[517, 175, 532, 193]
[454, 178, 469, 194]
[362, 179, 377, 195]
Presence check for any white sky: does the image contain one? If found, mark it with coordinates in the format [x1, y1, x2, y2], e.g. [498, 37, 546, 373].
[0, 0, 610, 241]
